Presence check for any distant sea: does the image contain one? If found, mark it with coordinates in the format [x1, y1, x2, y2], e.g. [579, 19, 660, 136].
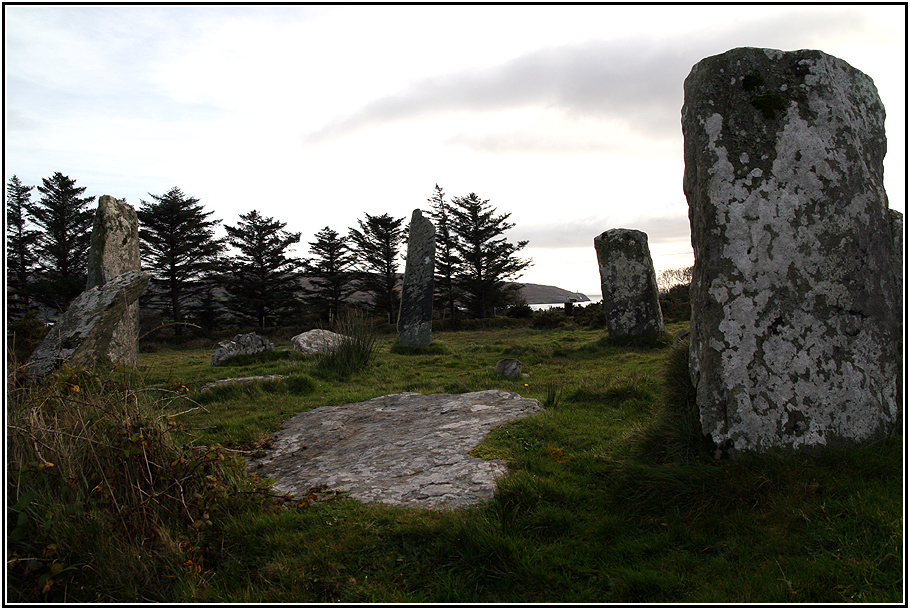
[529, 294, 602, 312]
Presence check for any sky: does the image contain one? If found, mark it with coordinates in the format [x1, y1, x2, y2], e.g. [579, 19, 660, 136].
[4, 4, 906, 295]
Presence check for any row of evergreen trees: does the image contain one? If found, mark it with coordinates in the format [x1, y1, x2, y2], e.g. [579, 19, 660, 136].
[6, 175, 531, 334]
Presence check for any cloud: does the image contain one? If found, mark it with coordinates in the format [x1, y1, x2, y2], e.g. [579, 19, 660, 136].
[306, 38, 689, 144]
[305, 7, 881, 145]
[511, 213, 691, 250]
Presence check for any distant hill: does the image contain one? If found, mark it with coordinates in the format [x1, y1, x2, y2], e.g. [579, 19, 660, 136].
[515, 283, 590, 305]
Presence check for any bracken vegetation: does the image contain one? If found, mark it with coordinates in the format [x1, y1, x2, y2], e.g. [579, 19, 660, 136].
[6, 319, 904, 603]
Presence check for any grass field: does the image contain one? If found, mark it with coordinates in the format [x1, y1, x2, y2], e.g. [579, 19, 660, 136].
[7, 321, 905, 603]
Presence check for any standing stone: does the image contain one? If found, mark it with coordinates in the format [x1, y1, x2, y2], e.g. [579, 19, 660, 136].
[26, 271, 150, 377]
[397, 209, 435, 346]
[682, 47, 900, 454]
[594, 229, 664, 338]
[86, 195, 142, 367]
[888, 209, 903, 318]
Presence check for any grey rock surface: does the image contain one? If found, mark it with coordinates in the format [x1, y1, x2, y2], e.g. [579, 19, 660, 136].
[291, 329, 345, 355]
[26, 271, 150, 377]
[888, 209, 903, 318]
[86, 195, 142, 367]
[398, 209, 435, 346]
[494, 358, 522, 380]
[199, 375, 286, 393]
[594, 228, 664, 338]
[682, 47, 900, 454]
[248, 390, 542, 509]
[211, 332, 274, 366]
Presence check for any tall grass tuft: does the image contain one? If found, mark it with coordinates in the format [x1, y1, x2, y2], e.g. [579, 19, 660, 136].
[315, 310, 378, 378]
[6, 365, 272, 602]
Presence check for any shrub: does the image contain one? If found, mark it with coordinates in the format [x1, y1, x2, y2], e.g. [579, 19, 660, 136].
[506, 303, 534, 319]
[530, 309, 565, 330]
[315, 311, 378, 378]
[573, 301, 605, 329]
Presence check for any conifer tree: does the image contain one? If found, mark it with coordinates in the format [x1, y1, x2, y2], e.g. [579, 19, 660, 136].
[426, 184, 463, 320]
[138, 187, 225, 336]
[222, 210, 303, 330]
[303, 226, 356, 322]
[448, 192, 531, 318]
[6, 175, 39, 315]
[349, 212, 407, 324]
[27, 172, 95, 311]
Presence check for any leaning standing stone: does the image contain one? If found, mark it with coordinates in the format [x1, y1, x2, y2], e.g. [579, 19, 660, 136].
[682, 47, 900, 454]
[26, 271, 150, 377]
[86, 195, 142, 367]
[594, 228, 664, 338]
[397, 209, 435, 346]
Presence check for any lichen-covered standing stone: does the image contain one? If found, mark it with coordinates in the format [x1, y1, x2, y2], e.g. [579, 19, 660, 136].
[682, 47, 900, 454]
[594, 228, 664, 338]
[86, 195, 142, 367]
[397, 209, 435, 346]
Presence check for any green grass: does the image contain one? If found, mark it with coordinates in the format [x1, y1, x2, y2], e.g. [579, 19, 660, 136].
[7, 322, 904, 603]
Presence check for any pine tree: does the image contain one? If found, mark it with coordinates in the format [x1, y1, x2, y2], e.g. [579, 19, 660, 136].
[426, 184, 463, 320]
[6, 175, 39, 316]
[303, 226, 356, 322]
[27, 172, 96, 312]
[222, 210, 303, 330]
[449, 193, 531, 318]
[349, 212, 407, 324]
[137, 187, 225, 336]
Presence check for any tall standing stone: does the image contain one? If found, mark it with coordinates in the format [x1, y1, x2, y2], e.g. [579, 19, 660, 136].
[86, 195, 142, 367]
[397, 209, 435, 346]
[594, 228, 664, 338]
[682, 47, 900, 454]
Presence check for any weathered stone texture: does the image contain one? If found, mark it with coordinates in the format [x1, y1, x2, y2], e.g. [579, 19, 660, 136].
[398, 209, 435, 346]
[26, 271, 150, 377]
[888, 209, 903, 318]
[594, 228, 664, 338]
[211, 332, 274, 366]
[495, 358, 522, 380]
[86, 195, 142, 367]
[291, 329, 345, 355]
[248, 390, 542, 509]
[682, 47, 900, 454]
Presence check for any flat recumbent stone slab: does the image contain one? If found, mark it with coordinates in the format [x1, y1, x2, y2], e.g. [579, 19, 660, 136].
[248, 390, 542, 509]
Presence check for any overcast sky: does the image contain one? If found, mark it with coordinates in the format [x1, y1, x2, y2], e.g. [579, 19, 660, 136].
[5, 4, 905, 294]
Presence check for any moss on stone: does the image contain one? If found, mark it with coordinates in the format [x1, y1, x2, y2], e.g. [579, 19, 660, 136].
[750, 92, 788, 119]
[742, 70, 764, 92]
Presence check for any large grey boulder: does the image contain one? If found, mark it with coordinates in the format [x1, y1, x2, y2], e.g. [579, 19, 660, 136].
[26, 271, 150, 377]
[291, 329, 345, 355]
[398, 209, 436, 346]
[86, 195, 142, 367]
[594, 228, 664, 338]
[682, 47, 900, 454]
[494, 358, 522, 380]
[211, 333, 274, 366]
